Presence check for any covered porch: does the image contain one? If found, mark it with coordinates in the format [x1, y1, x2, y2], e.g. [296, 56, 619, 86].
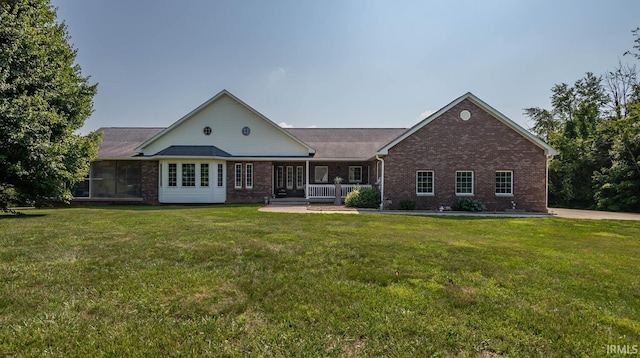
[272, 159, 379, 201]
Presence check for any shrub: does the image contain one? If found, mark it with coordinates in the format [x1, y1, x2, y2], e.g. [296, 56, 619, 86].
[399, 200, 416, 210]
[455, 198, 486, 212]
[345, 187, 381, 208]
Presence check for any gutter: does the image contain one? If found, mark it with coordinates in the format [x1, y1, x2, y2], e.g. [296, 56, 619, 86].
[375, 155, 385, 211]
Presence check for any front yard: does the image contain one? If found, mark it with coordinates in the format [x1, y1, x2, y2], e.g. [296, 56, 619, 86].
[1, 206, 639, 356]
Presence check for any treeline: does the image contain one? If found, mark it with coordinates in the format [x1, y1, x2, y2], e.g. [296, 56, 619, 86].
[525, 29, 640, 212]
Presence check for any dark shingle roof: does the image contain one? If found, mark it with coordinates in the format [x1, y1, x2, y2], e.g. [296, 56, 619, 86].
[285, 128, 406, 159]
[95, 127, 407, 159]
[154, 145, 231, 157]
[96, 127, 165, 158]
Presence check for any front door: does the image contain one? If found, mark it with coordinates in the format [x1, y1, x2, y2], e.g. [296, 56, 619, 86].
[273, 164, 305, 198]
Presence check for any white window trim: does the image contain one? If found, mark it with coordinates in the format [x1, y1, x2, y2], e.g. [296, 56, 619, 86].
[495, 170, 514, 196]
[286, 166, 294, 189]
[217, 164, 224, 187]
[234, 163, 242, 189]
[455, 170, 474, 196]
[296, 166, 304, 189]
[348, 166, 362, 183]
[168, 163, 178, 188]
[314, 166, 329, 183]
[276, 166, 284, 188]
[245, 163, 253, 189]
[416, 170, 434, 196]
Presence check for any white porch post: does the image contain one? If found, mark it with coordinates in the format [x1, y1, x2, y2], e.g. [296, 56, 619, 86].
[305, 160, 310, 199]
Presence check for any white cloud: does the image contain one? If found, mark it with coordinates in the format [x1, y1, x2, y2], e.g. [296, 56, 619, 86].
[307, 124, 317, 128]
[278, 121, 293, 128]
[267, 67, 286, 84]
[420, 110, 435, 119]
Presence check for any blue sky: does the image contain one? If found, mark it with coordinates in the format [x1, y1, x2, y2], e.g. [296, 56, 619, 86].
[52, 0, 640, 133]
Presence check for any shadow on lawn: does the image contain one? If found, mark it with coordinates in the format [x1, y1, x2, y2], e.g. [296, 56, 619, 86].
[0, 213, 46, 219]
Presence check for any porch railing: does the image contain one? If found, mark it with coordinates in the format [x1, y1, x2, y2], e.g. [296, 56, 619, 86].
[306, 184, 372, 199]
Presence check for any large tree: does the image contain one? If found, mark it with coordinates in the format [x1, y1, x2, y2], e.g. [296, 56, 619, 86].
[526, 29, 640, 212]
[0, 0, 99, 212]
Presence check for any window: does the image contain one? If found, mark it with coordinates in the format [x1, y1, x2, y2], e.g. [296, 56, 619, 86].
[349, 166, 362, 183]
[168, 163, 177, 187]
[242, 126, 251, 136]
[73, 161, 142, 198]
[315, 166, 328, 183]
[245, 163, 253, 189]
[71, 174, 90, 197]
[277, 166, 284, 188]
[495, 171, 513, 195]
[456, 171, 474, 195]
[217, 164, 224, 187]
[416, 170, 434, 195]
[296, 166, 304, 189]
[203, 126, 212, 135]
[182, 164, 195, 187]
[200, 164, 209, 187]
[235, 163, 242, 189]
[286, 166, 294, 189]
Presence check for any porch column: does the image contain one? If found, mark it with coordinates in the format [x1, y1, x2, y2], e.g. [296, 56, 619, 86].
[305, 160, 309, 199]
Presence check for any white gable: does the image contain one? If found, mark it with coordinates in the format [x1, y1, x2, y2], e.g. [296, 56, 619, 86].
[137, 91, 313, 157]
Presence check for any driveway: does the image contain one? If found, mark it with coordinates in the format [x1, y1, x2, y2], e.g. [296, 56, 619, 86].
[549, 208, 640, 221]
[261, 205, 640, 220]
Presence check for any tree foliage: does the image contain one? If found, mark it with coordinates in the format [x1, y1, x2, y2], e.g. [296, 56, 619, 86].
[526, 33, 640, 212]
[0, 0, 99, 212]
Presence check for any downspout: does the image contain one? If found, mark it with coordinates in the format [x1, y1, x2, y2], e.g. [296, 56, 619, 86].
[375, 155, 384, 211]
[546, 154, 554, 211]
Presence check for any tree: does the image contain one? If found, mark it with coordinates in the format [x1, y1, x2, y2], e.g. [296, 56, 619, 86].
[525, 73, 608, 208]
[593, 61, 640, 212]
[0, 0, 99, 212]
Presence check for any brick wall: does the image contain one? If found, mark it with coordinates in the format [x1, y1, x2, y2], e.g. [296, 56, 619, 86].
[383, 99, 548, 212]
[140, 160, 159, 204]
[226, 161, 273, 203]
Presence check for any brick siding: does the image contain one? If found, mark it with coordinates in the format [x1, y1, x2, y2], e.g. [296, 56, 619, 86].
[226, 161, 273, 203]
[383, 99, 548, 212]
[140, 160, 159, 204]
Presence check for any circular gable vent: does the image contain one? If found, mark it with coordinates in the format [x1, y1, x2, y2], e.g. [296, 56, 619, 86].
[459, 110, 471, 121]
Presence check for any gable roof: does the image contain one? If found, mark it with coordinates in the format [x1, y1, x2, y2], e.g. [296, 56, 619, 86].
[95, 127, 165, 159]
[286, 128, 406, 160]
[134, 89, 315, 155]
[377, 92, 558, 156]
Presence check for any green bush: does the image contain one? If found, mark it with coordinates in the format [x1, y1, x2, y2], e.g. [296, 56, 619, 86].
[344, 187, 381, 208]
[399, 200, 416, 210]
[455, 198, 486, 212]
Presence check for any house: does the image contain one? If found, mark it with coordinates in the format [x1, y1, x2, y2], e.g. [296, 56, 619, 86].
[72, 90, 557, 212]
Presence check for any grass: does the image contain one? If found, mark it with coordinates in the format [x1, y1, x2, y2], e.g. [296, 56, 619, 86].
[1, 206, 639, 356]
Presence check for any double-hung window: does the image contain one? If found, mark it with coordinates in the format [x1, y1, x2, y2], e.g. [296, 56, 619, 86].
[182, 164, 195, 187]
[168, 163, 177, 187]
[200, 164, 209, 187]
[234, 164, 242, 189]
[455, 171, 474, 195]
[495, 171, 513, 195]
[245, 163, 253, 189]
[349, 166, 362, 183]
[416, 170, 434, 195]
[217, 164, 224, 187]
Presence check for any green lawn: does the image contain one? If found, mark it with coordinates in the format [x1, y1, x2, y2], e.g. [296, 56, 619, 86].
[1, 206, 639, 356]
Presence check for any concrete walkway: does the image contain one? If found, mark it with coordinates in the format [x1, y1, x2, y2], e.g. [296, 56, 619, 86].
[259, 205, 640, 220]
